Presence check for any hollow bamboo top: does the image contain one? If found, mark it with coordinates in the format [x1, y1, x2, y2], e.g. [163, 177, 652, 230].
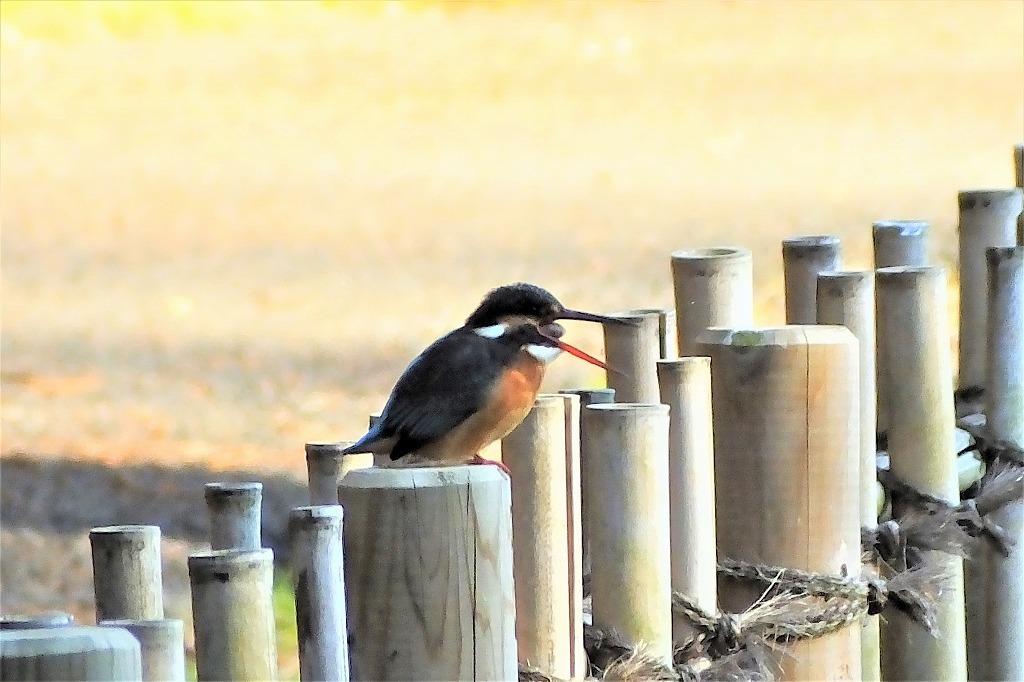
[781, 234, 840, 250]
[818, 270, 872, 282]
[204, 481, 263, 497]
[187, 548, 273, 577]
[670, 246, 750, 262]
[289, 504, 345, 521]
[0, 612, 74, 630]
[338, 464, 507, 490]
[958, 188, 1024, 210]
[0, 626, 140, 655]
[304, 441, 350, 458]
[656, 356, 711, 372]
[99, 618, 184, 632]
[88, 524, 160, 538]
[875, 265, 946, 288]
[873, 219, 928, 236]
[697, 325, 856, 348]
[586, 403, 669, 415]
[559, 387, 615, 403]
[987, 245, 1024, 264]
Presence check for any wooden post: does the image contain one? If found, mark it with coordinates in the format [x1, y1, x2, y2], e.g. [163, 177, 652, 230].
[204, 481, 262, 550]
[552, 392, 585, 676]
[876, 266, 968, 681]
[816, 271, 880, 682]
[0, 613, 73, 629]
[630, 307, 677, 359]
[306, 441, 372, 505]
[289, 505, 350, 682]
[957, 189, 1023, 394]
[560, 387, 615, 579]
[782, 235, 841, 324]
[671, 247, 754, 356]
[338, 466, 516, 681]
[99, 619, 186, 681]
[601, 310, 662, 403]
[983, 246, 1024, 681]
[585, 403, 672, 664]
[0, 626, 142, 681]
[656, 358, 718, 646]
[696, 326, 861, 681]
[503, 395, 580, 679]
[89, 525, 164, 622]
[1015, 143, 1023, 241]
[188, 548, 277, 681]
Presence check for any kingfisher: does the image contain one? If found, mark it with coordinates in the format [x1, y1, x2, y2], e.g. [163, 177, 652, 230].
[340, 282, 620, 473]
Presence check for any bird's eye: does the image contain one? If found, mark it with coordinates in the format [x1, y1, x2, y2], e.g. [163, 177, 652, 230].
[540, 322, 565, 339]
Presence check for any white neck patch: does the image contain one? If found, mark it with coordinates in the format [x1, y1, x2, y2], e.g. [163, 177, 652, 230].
[526, 344, 562, 364]
[473, 324, 508, 339]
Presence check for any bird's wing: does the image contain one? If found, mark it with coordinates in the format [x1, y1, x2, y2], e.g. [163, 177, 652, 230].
[343, 329, 513, 457]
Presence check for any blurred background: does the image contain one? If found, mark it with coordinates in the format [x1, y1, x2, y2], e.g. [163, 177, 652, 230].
[1, 0, 1022, 676]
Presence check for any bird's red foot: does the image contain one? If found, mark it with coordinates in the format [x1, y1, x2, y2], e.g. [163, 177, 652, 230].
[468, 454, 511, 477]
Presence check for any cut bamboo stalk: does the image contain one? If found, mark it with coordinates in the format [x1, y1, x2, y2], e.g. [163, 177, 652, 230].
[873, 220, 929, 437]
[560, 387, 615, 579]
[782, 235, 841, 324]
[553, 392, 585, 676]
[204, 482, 262, 550]
[696, 325, 861, 681]
[0, 613, 74, 630]
[338, 466, 516, 681]
[601, 310, 662, 403]
[876, 266, 968, 681]
[0, 626, 142, 681]
[656, 358, 717, 646]
[957, 189, 1023, 393]
[289, 505, 350, 682]
[503, 395, 578, 679]
[585, 403, 672, 664]
[816, 271, 880, 682]
[630, 307, 677, 359]
[983, 246, 1024, 682]
[671, 247, 754, 356]
[98, 619, 186, 682]
[1015, 143, 1024, 242]
[368, 413, 390, 467]
[188, 548, 277, 681]
[88, 525, 164, 622]
[306, 441, 371, 505]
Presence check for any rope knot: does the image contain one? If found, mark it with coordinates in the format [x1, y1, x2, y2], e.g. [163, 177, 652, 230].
[866, 577, 888, 616]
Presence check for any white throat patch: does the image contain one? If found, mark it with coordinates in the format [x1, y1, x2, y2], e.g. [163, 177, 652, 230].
[473, 324, 508, 339]
[526, 344, 562, 364]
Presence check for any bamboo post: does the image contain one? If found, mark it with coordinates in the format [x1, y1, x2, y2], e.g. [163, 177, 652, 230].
[1015, 143, 1023, 241]
[306, 441, 372, 505]
[98, 619, 186, 682]
[204, 481, 262, 550]
[188, 548, 277, 681]
[630, 307, 677, 359]
[656, 358, 717, 646]
[671, 247, 754, 356]
[816, 271, 880, 682]
[0, 626, 142, 681]
[560, 387, 615, 579]
[601, 310, 662, 403]
[88, 525, 164, 622]
[957, 189, 1023, 393]
[983, 246, 1024, 681]
[503, 395, 580, 679]
[585, 403, 672, 664]
[782, 235, 841, 324]
[289, 505, 350, 682]
[0, 613, 74, 629]
[338, 466, 516, 681]
[876, 266, 968, 681]
[873, 220, 929, 437]
[552, 392, 585, 674]
[696, 326, 861, 681]
[368, 413, 391, 467]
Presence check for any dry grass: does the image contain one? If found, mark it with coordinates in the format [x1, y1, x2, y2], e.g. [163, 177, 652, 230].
[2, 0, 1022, 470]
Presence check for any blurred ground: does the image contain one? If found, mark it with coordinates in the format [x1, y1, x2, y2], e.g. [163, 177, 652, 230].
[1, 0, 1022, 677]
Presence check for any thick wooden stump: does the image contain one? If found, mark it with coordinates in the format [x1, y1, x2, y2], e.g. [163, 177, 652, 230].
[0, 626, 142, 681]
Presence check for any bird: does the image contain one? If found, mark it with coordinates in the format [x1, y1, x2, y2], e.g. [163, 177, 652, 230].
[340, 282, 621, 474]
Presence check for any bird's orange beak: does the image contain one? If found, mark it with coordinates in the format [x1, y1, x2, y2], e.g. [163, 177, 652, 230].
[554, 338, 609, 370]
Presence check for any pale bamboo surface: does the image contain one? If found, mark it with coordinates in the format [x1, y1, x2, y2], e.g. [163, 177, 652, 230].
[585, 403, 673, 665]
[876, 266, 967, 681]
[289, 505, 350, 682]
[696, 325, 861, 681]
[982, 246, 1023, 682]
[0, 613, 74, 629]
[670, 247, 754, 356]
[88, 525, 164, 622]
[1015, 143, 1023, 241]
[816, 271, 880, 682]
[98, 619, 186, 682]
[338, 466, 516, 681]
[872, 220, 929, 436]
[656, 358, 718, 646]
[956, 189, 1023, 391]
[781, 235, 841, 324]
[630, 307, 678, 359]
[305, 441, 371, 504]
[188, 548, 278, 681]
[503, 395, 577, 680]
[554, 392, 586, 679]
[602, 310, 662, 403]
[204, 481, 263, 550]
[0, 626, 142, 681]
